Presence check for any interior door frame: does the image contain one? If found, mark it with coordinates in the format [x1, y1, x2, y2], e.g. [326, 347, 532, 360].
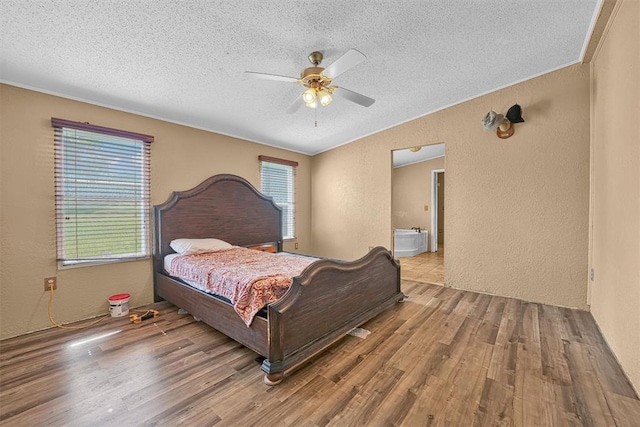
[431, 168, 445, 252]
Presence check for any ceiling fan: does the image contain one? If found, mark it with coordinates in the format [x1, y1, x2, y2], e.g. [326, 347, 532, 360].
[245, 49, 375, 114]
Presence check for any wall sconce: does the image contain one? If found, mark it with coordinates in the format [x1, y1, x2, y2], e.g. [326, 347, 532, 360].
[482, 104, 525, 139]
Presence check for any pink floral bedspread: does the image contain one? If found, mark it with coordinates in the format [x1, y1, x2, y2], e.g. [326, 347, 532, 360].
[167, 247, 316, 326]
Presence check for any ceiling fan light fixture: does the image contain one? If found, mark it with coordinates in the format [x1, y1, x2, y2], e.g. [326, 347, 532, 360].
[302, 88, 317, 105]
[246, 49, 375, 113]
[318, 89, 332, 107]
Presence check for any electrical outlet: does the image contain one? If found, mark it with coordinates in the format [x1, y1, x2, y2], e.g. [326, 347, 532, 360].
[44, 277, 57, 291]
[295, 242, 299, 250]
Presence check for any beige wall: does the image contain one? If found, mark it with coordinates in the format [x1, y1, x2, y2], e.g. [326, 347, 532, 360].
[392, 156, 445, 246]
[311, 134, 394, 260]
[312, 63, 591, 308]
[590, 0, 639, 392]
[0, 84, 311, 339]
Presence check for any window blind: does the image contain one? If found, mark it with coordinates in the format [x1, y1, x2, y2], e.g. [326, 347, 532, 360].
[259, 156, 297, 240]
[52, 118, 153, 266]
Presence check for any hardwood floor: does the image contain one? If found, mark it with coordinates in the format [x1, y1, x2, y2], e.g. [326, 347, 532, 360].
[2, 280, 639, 426]
[398, 245, 444, 285]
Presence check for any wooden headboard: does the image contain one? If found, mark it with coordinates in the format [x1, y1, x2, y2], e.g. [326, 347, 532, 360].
[153, 174, 283, 273]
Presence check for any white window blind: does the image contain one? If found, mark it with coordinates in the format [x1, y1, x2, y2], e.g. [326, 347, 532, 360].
[259, 156, 297, 240]
[52, 118, 153, 266]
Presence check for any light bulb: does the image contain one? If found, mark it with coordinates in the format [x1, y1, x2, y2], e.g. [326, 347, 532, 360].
[302, 88, 316, 105]
[318, 89, 332, 107]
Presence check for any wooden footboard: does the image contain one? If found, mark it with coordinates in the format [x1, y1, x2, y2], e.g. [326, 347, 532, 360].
[261, 246, 402, 384]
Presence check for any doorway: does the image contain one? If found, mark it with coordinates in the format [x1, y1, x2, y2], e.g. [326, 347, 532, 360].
[392, 143, 445, 285]
[431, 169, 445, 252]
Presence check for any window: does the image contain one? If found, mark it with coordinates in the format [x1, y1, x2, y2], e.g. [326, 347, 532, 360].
[52, 118, 153, 266]
[259, 155, 297, 240]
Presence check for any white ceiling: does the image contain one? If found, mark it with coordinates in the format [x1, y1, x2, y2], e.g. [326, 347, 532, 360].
[0, 1, 601, 155]
[393, 143, 445, 168]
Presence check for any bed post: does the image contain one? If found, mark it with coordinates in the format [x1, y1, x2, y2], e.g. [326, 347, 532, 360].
[152, 206, 164, 302]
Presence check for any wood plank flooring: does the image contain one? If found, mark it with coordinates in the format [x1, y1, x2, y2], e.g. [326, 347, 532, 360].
[2, 280, 639, 426]
[397, 247, 444, 285]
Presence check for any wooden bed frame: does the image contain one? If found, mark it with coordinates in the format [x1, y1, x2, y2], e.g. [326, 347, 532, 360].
[153, 174, 403, 385]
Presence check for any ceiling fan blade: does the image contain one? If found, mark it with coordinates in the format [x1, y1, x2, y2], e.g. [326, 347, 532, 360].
[286, 96, 303, 114]
[244, 71, 299, 83]
[322, 49, 367, 79]
[333, 87, 375, 107]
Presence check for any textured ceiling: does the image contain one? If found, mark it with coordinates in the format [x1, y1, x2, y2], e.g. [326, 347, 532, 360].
[393, 143, 445, 168]
[0, 1, 601, 155]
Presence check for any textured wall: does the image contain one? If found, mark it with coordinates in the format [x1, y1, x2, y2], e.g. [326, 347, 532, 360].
[392, 156, 445, 243]
[0, 85, 311, 339]
[312, 64, 591, 308]
[311, 135, 393, 260]
[590, 0, 640, 393]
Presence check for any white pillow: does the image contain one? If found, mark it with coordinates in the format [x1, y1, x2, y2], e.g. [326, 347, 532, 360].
[170, 238, 232, 255]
